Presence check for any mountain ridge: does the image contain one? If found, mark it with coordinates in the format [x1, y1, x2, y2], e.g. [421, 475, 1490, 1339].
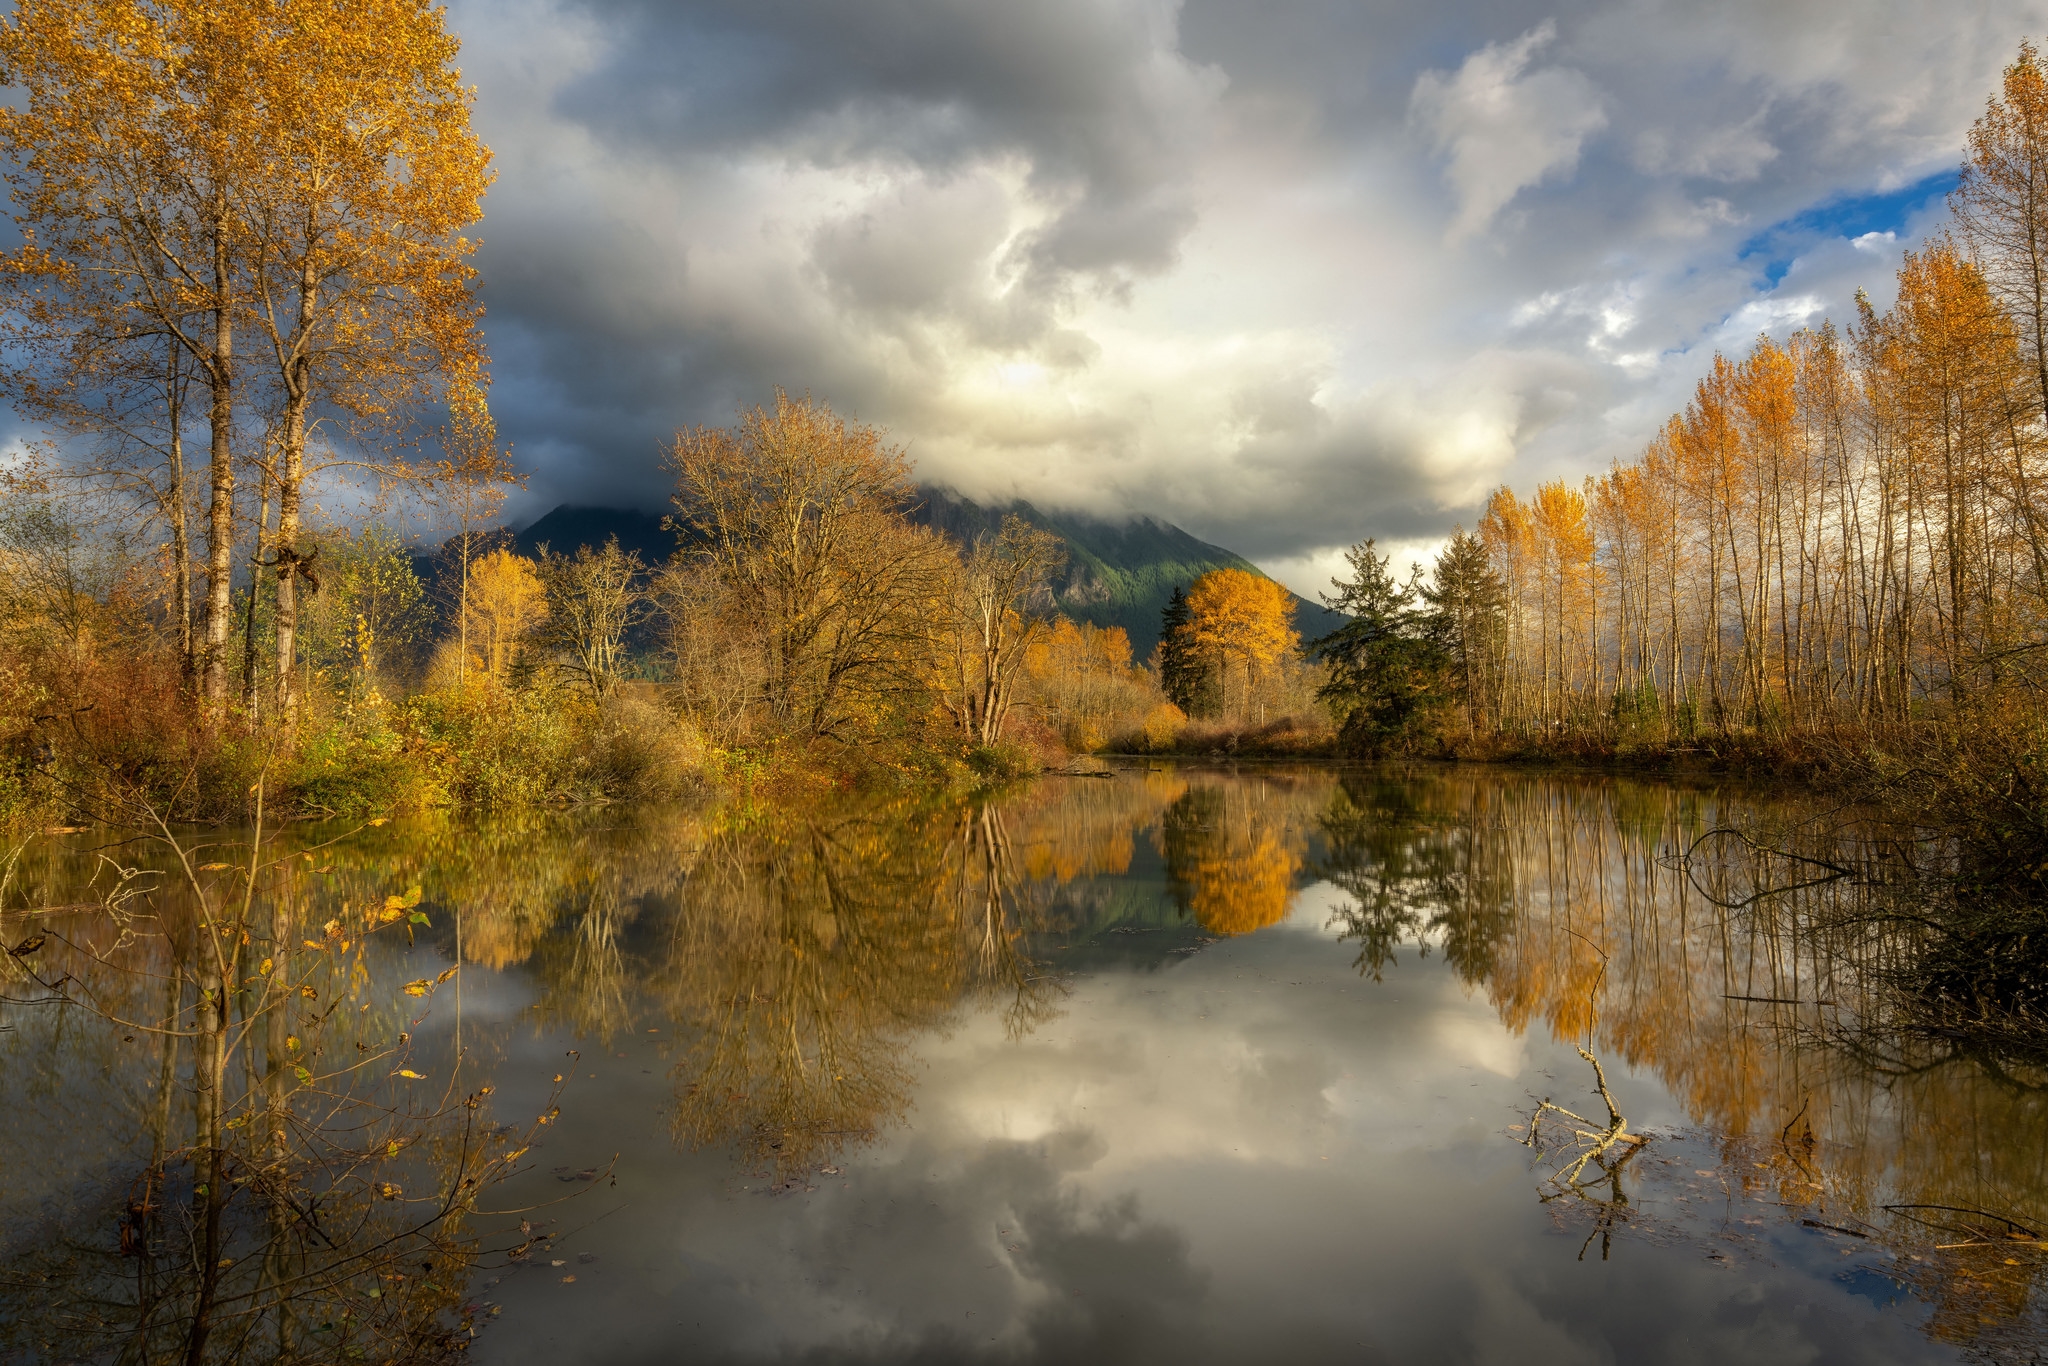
[505, 492, 1341, 658]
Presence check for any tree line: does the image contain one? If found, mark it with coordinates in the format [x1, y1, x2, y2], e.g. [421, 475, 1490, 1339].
[0, 1, 1323, 819]
[1311, 41, 2048, 769]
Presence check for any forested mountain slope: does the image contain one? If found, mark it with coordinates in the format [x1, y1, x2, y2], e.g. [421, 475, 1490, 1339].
[500, 493, 1343, 658]
[909, 488, 1342, 656]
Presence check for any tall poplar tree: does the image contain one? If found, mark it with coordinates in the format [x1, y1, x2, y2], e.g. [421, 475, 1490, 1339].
[0, 0, 496, 719]
[0, 0, 261, 707]
[239, 0, 494, 716]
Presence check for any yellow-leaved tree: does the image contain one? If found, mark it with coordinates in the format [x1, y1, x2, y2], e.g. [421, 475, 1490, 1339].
[239, 0, 496, 716]
[0, 0, 264, 705]
[1183, 568, 1298, 720]
[0, 0, 498, 719]
[462, 550, 547, 685]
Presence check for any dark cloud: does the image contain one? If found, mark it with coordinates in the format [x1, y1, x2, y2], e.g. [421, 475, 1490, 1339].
[554, 0, 1216, 288]
[444, 0, 2048, 588]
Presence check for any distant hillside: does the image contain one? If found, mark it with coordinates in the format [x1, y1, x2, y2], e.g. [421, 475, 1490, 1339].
[512, 505, 671, 565]
[493, 495, 1343, 659]
[911, 488, 1343, 657]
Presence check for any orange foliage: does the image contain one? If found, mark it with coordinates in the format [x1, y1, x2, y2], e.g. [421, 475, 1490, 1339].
[1161, 782, 1305, 936]
[1184, 568, 1298, 717]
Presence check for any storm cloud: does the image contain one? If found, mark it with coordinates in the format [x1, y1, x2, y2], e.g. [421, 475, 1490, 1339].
[450, 0, 2048, 589]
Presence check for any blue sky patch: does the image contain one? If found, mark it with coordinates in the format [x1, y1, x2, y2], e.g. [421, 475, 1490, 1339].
[1740, 168, 1958, 285]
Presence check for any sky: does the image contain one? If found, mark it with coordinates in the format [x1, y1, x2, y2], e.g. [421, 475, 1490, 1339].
[448, 0, 2048, 596]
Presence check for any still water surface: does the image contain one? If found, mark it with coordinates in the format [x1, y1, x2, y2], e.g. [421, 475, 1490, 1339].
[7, 763, 2046, 1363]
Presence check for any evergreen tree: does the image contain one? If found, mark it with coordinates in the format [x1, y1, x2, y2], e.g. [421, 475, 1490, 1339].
[1419, 529, 1508, 734]
[1311, 539, 1448, 753]
[1158, 585, 1217, 715]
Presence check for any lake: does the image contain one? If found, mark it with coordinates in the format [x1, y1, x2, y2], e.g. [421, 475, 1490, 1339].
[3, 762, 2042, 1364]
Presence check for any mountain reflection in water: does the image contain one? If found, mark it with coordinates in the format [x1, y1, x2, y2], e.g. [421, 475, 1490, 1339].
[5, 764, 2045, 1364]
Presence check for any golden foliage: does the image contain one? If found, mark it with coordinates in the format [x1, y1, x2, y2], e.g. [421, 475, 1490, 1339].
[462, 550, 548, 685]
[0, 0, 498, 714]
[663, 392, 951, 743]
[1184, 568, 1299, 717]
[1022, 618, 1160, 751]
[1161, 781, 1305, 936]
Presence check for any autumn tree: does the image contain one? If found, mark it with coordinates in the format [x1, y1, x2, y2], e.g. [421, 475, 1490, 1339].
[941, 514, 1065, 746]
[1956, 39, 2048, 424]
[238, 0, 495, 718]
[1183, 567, 1299, 721]
[0, 0, 262, 707]
[461, 549, 547, 685]
[1022, 619, 1160, 750]
[533, 538, 645, 702]
[0, 0, 498, 721]
[664, 392, 951, 742]
[430, 406, 521, 685]
[0, 497, 136, 655]
[297, 523, 430, 695]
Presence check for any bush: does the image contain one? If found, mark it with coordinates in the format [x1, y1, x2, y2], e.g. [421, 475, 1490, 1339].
[287, 708, 435, 818]
[965, 741, 1036, 781]
[583, 686, 707, 800]
[396, 683, 585, 809]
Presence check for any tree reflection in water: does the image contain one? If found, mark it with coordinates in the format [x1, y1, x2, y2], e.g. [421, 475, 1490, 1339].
[0, 813, 542, 1366]
[16, 765, 2048, 1359]
[1297, 765, 2048, 1359]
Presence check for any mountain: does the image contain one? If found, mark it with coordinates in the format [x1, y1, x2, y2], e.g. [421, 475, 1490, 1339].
[512, 505, 672, 565]
[910, 488, 1343, 657]
[497, 494, 1343, 659]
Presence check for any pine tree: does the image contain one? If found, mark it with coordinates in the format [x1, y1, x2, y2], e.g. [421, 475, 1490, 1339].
[1158, 585, 1211, 715]
[1420, 529, 1508, 733]
[1312, 539, 1448, 753]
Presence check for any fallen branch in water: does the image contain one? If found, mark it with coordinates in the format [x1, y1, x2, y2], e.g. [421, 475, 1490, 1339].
[1523, 1046, 1648, 1188]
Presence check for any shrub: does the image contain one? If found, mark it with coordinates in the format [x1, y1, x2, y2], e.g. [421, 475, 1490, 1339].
[396, 683, 583, 809]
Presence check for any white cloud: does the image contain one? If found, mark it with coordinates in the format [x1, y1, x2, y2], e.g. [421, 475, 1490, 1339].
[425, 0, 2048, 564]
[1409, 21, 1609, 242]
